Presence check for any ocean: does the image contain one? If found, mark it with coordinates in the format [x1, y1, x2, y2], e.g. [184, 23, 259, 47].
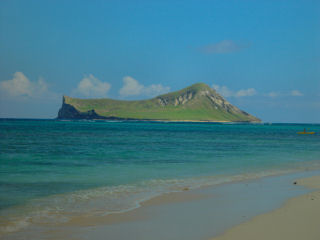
[1, 119, 320, 235]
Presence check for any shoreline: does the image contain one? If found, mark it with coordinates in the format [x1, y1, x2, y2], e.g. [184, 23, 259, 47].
[0, 167, 312, 235]
[210, 175, 320, 240]
[3, 170, 319, 240]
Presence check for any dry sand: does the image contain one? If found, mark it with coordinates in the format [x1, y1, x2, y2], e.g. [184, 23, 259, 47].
[211, 175, 320, 240]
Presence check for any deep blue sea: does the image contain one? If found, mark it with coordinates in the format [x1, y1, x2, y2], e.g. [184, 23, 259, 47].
[1, 119, 319, 234]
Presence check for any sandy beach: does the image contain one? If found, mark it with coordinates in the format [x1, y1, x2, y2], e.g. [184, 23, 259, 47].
[211, 175, 320, 240]
[3, 171, 319, 240]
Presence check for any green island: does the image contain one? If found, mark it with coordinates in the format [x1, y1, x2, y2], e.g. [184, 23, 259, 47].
[58, 83, 260, 122]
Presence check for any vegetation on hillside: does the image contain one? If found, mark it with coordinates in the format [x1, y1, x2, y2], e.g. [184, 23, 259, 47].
[59, 83, 260, 122]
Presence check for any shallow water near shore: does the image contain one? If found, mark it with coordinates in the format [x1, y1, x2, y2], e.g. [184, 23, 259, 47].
[1, 120, 320, 236]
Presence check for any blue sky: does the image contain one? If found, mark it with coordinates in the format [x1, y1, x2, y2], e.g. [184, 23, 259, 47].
[0, 0, 319, 122]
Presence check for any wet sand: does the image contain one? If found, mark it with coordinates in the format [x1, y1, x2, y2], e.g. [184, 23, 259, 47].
[211, 175, 320, 240]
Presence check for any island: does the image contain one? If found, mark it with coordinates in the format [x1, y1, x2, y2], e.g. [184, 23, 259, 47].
[57, 83, 260, 122]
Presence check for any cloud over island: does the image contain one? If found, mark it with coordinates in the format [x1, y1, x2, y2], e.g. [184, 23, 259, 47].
[212, 84, 304, 99]
[212, 84, 257, 97]
[200, 40, 251, 54]
[73, 74, 111, 98]
[119, 76, 170, 98]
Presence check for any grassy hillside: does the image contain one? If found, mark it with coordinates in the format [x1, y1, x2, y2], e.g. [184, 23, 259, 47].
[59, 83, 260, 122]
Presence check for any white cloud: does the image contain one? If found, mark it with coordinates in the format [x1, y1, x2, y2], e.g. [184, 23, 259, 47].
[200, 40, 250, 54]
[235, 88, 257, 97]
[0, 72, 49, 98]
[119, 76, 144, 97]
[119, 76, 170, 97]
[73, 74, 111, 98]
[144, 84, 171, 96]
[290, 90, 303, 97]
[265, 91, 280, 98]
[265, 90, 304, 98]
[212, 84, 233, 97]
[212, 84, 256, 97]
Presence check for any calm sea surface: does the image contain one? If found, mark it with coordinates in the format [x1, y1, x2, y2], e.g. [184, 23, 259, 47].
[0, 119, 319, 233]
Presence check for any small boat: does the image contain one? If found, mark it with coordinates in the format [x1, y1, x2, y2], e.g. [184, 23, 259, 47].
[297, 128, 315, 134]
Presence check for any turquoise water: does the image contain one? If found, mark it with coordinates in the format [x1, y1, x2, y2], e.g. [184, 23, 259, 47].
[0, 120, 320, 233]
